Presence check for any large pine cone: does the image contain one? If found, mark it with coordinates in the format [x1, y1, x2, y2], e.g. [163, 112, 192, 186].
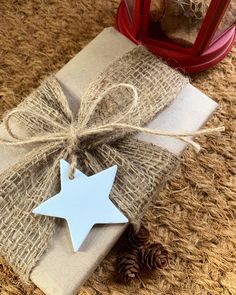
[126, 225, 150, 250]
[117, 251, 140, 283]
[140, 243, 169, 270]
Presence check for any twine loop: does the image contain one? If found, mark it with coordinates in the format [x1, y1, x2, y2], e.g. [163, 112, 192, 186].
[0, 83, 224, 178]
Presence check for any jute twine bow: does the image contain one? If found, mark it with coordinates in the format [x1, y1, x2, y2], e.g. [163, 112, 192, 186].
[0, 46, 224, 280]
[1, 83, 224, 178]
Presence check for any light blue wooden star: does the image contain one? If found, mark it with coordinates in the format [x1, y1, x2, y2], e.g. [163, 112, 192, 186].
[33, 159, 128, 251]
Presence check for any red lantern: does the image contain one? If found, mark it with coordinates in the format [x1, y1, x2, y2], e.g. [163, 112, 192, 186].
[116, 0, 236, 73]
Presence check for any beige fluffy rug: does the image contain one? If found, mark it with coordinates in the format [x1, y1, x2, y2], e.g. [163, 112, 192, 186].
[0, 1, 235, 294]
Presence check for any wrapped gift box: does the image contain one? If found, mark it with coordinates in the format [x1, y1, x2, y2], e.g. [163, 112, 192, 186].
[0, 27, 217, 295]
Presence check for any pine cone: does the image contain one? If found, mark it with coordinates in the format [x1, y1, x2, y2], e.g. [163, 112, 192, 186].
[126, 225, 150, 250]
[117, 251, 140, 283]
[140, 243, 169, 270]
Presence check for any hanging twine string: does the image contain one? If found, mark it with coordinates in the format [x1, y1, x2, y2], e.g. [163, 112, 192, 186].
[0, 83, 224, 178]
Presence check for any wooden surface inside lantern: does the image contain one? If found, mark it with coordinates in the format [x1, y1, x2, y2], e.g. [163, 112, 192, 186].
[116, 0, 236, 73]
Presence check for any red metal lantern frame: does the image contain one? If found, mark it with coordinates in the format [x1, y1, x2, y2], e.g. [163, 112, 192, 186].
[116, 0, 236, 73]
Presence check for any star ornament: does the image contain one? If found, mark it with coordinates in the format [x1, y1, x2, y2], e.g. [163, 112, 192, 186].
[33, 160, 128, 251]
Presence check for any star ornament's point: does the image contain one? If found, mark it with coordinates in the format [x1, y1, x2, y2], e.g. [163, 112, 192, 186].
[33, 159, 128, 252]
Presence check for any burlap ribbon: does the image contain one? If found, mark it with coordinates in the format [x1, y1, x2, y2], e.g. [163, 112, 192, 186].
[0, 46, 190, 280]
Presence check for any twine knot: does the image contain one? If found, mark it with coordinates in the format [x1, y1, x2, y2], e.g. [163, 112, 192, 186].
[68, 125, 81, 152]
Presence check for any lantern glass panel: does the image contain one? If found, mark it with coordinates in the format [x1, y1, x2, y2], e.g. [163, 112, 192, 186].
[212, 1, 236, 41]
[148, 0, 212, 47]
[125, 0, 135, 23]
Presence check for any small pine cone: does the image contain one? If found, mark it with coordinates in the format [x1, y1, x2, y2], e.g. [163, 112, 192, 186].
[140, 243, 169, 270]
[126, 225, 150, 250]
[117, 251, 140, 283]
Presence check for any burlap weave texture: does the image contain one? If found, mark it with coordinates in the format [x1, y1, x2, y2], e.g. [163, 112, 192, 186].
[0, 46, 188, 281]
